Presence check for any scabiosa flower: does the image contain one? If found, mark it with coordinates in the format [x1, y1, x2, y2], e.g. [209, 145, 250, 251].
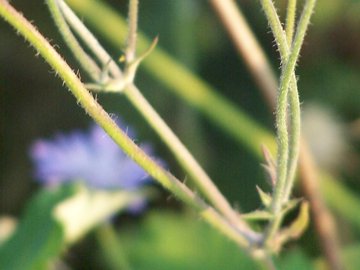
[29, 119, 157, 190]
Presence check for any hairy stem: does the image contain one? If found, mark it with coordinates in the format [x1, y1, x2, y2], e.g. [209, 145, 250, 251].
[0, 0, 259, 248]
[124, 84, 254, 234]
[46, 0, 101, 81]
[50, 0, 253, 234]
[285, 0, 297, 45]
[260, 0, 316, 244]
[212, 0, 343, 267]
[67, 0, 275, 157]
[66, 0, 345, 266]
[58, 0, 121, 78]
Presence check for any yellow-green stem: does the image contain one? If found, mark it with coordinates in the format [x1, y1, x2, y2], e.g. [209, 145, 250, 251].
[0, 0, 257, 248]
[66, 0, 276, 157]
[125, 0, 138, 63]
[285, 0, 297, 45]
[50, 0, 252, 233]
[260, 0, 316, 246]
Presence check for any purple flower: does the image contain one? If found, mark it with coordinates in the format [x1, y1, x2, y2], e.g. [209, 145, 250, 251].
[30, 120, 157, 190]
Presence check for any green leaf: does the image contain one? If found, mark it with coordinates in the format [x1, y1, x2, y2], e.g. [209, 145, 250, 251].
[261, 145, 277, 186]
[276, 201, 310, 250]
[277, 248, 315, 270]
[119, 211, 258, 270]
[0, 185, 75, 270]
[0, 184, 149, 270]
[240, 210, 273, 221]
[314, 243, 360, 270]
[281, 198, 302, 216]
[256, 186, 272, 208]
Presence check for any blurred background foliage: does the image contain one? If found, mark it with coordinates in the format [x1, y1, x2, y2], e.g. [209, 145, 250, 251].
[1, 0, 360, 269]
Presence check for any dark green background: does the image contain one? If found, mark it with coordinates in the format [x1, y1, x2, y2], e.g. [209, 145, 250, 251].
[1, 0, 360, 268]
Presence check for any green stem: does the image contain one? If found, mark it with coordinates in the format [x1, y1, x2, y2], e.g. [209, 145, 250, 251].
[52, 2, 249, 230]
[97, 224, 132, 270]
[283, 0, 317, 203]
[284, 80, 301, 202]
[0, 0, 259, 248]
[66, 0, 276, 157]
[260, 0, 316, 244]
[125, 0, 138, 63]
[46, 0, 101, 81]
[64, 2, 358, 264]
[278, 0, 317, 212]
[259, 1, 302, 210]
[285, 0, 297, 45]
[58, 0, 121, 78]
[259, 1, 290, 217]
[51, 0, 251, 233]
[256, 254, 277, 270]
[124, 84, 253, 234]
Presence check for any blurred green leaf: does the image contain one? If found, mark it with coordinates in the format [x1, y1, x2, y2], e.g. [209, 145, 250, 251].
[119, 211, 258, 270]
[314, 244, 360, 270]
[119, 211, 318, 270]
[320, 173, 360, 232]
[0, 183, 151, 270]
[0, 185, 75, 270]
[275, 201, 310, 251]
[277, 249, 315, 270]
[342, 245, 360, 270]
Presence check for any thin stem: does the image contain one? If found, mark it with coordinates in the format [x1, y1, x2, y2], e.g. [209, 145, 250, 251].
[46, 0, 101, 81]
[52, 0, 253, 234]
[278, 0, 302, 202]
[211, 0, 342, 266]
[210, 0, 277, 108]
[66, 0, 275, 157]
[66, 0, 344, 266]
[58, 0, 121, 78]
[258, 0, 290, 215]
[283, 80, 301, 201]
[285, 0, 297, 45]
[96, 223, 132, 270]
[124, 84, 255, 236]
[0, 0, 258, 248]
[260, 0, 316, 244]
[280, 0, 317, 205]
[259, 0, 314, 212]
[125, 0, 138, 63]
[260, 0, 288, 57]
[256, 254, 277, 270]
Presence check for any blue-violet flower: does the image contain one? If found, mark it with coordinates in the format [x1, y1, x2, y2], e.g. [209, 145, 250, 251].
[30, 120, 157, 190]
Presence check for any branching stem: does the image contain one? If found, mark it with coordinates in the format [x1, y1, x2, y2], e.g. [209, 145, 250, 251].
[50, 0, 254, 235]
[0, 0, 259, 249]
[259, 0, 316, 245]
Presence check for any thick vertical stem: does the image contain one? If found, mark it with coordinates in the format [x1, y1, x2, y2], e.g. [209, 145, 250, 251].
[260, 0, 316, 245]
